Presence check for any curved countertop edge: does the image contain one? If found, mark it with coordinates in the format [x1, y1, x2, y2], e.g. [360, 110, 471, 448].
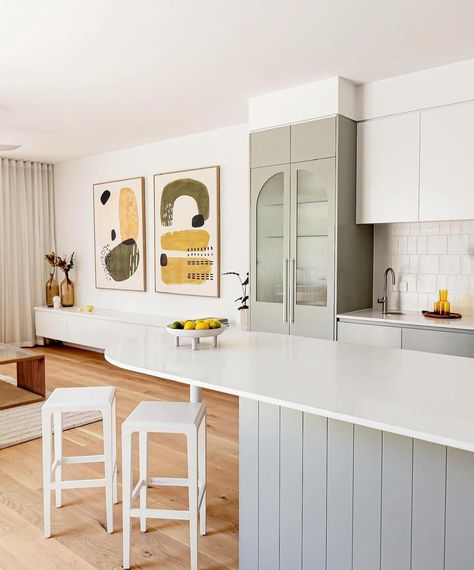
[105, 338, 474, 453]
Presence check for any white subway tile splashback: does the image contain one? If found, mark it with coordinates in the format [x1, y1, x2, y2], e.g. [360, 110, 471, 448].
[419, 221, 439, 235]
[374, 219, 474, 315]
[427, 235, 447, 254]
[439, 255, 460, 274]
[448, 235, 468, 254]
[419, 255, 439, 274]
[417, 236, 427, 254]
[417, 274, 437, 293]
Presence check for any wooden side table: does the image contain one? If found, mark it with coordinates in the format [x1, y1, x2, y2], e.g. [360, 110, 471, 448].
[0, 344, 45, 410]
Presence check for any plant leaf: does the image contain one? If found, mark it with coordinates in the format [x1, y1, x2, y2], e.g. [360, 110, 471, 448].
[242, 276, 249, 286]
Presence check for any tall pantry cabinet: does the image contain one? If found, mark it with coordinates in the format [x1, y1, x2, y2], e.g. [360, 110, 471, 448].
[250, 115, 373, 339]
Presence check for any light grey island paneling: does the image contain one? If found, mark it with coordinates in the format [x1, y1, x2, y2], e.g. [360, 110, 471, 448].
[240, 398, 474, 570]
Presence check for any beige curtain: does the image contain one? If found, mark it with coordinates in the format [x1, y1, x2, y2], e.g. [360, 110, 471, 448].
[0, 159, 55, 346]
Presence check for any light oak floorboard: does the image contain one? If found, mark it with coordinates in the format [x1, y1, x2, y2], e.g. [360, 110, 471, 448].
[0, 345, 238, 569]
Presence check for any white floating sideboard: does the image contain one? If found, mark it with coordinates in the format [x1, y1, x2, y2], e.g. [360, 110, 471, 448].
[34, 306, 172, 351]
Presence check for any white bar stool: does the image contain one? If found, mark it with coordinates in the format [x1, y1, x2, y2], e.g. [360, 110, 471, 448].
[122, 401, 207, 570]
[42, 386, 118, 537]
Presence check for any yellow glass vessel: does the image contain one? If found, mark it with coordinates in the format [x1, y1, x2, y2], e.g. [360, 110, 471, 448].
[434, 289, 450, 315]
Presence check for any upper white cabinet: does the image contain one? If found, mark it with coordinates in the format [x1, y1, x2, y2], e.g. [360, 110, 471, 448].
[356, 113, 420, 224]
[419, 101, 474, 221]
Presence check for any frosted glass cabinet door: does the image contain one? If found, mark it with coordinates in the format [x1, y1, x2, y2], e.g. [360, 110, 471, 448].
[290, 159, 335, 339]
[250, 165, 290, 334]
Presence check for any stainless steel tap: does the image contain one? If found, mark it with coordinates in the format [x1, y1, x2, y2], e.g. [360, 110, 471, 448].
[377, 267, 396, 315]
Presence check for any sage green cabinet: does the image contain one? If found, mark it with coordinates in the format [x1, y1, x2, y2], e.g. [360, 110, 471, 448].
[291, 117, 336, 162]
[250, 165, 290, 334]
[250, 126, 290, 168]
[250, 116, 373, 340]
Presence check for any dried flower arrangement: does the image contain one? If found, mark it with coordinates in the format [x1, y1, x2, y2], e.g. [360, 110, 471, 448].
[45, 251, 75, 283]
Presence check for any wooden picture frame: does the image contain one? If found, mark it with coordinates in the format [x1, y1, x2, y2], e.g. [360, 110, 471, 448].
[93, 176, 146, 291]
[154, 166, 220, 297]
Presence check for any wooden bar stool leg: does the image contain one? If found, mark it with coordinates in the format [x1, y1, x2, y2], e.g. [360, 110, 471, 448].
[42, 410, 52, 538]
[103, 407, 114, 534]
[187, 431, 199, 570]
[199, 414, 207, 536]
[139, 431, 148, 532]
[112, 396, 118, 505]
[53, 412, 62, 508]
[122, 429, 132, 570]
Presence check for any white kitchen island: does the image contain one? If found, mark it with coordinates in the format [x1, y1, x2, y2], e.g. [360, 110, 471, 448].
[106, 330, 474, 570]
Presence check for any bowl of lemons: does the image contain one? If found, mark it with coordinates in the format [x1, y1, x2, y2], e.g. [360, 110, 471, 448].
[166, 318, 225, 350]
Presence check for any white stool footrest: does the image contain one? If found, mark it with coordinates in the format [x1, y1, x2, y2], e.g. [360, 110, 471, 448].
[131, 480, 145, 502]
[130, 507, 190, 521]
[62, 454, 105, 465]
[198, 482, 207, 510]
[50, 478, 106, 490]
[149, 477, 189, 487]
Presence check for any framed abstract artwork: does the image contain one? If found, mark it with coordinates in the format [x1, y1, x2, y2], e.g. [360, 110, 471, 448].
[154, 166, 220, 297]
[93, 177, 146, 291]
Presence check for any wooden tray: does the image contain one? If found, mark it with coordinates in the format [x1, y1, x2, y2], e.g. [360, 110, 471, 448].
[422, 311, 462, 319]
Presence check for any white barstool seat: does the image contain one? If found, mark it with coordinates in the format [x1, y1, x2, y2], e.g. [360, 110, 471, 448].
[41, 386, 118, 537]
[122, 401, 207, 570]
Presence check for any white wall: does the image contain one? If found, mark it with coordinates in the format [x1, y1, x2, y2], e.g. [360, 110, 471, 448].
[248, 76, 357, 131]
[54, 123, 249, 323]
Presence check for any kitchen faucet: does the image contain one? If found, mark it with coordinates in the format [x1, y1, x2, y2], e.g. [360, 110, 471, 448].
[377, 267, 396, 315]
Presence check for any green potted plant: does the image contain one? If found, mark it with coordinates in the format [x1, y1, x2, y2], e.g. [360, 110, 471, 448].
[223, 271, 249, 330]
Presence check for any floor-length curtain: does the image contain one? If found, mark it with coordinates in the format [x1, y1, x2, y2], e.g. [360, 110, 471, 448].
[0, 159, 55, 346]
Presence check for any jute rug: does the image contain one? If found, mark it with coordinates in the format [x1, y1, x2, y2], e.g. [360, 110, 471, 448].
[0, 374, 102, 449]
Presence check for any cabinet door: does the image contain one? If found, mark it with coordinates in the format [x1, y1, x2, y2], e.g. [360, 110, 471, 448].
[338, 321, 402, 348]
[356, 114, 420, 224]
[420, 102, 474, 221]
[402, 328, 474, 358]
[250, 165, 290, 334]
[289, 159, 335, 339]
[250, 126, 290, 168]
[35, 310, 68, 341]
[291, 117, 336, 162]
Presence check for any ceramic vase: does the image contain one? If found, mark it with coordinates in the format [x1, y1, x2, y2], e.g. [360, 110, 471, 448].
[60, 274, 75, 307]
[240, 308, 249, 331]
[45, 271, 59, 307]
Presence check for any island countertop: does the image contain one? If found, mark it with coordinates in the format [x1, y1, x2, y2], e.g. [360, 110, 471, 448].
[105, 330, 474, 452]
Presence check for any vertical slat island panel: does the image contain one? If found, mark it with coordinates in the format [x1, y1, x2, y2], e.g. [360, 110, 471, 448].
[280, 408, 303, 569]
[239, 399, 259, 570]
[302, 414, 327, 570]
[258, 402, 280, 569]
[239, 398, 474, 570]
[381, 432, 413, 570]
[353, 426, 382, 570]
[445, 447, 474, 569]
[411, 440, 446, 570]
[327, 419, 354, 570]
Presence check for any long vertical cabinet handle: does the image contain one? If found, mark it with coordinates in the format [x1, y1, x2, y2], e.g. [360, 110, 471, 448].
[290, 258, 295, 323]
[283, 258, 288, 323]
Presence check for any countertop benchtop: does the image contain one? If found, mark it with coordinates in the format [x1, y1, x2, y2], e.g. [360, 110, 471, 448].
[338, 308, 474, 332]
[105, 330, 474, 453]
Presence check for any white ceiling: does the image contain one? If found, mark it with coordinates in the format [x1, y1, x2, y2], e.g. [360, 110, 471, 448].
[1, 0, 474, 163]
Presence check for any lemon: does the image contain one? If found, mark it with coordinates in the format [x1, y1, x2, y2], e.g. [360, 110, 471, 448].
[209, 319, 221, 329]
[195, 322, 209, 330]
[168, 321, 183, 329]
[184, 321, 196, 330]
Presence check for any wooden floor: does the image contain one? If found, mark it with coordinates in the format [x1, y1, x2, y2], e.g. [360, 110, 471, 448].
[0, 345, 239, 569]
